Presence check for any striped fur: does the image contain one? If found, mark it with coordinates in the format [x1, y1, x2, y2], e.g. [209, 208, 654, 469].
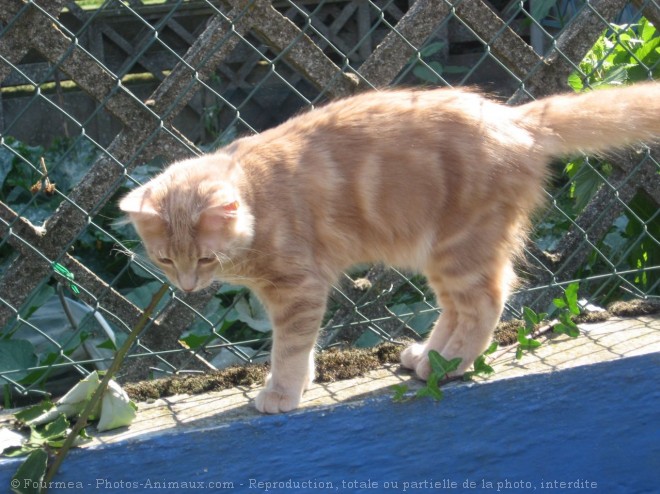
[120, 83, 660, 413]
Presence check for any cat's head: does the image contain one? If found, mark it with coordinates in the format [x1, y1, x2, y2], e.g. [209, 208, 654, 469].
[119, 158, 254, 292]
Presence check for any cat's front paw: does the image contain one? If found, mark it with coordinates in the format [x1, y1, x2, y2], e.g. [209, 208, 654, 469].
[400, 343, 432, 381]
[254, 387, 302, 414]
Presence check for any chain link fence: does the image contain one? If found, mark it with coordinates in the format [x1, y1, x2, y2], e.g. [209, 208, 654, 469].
[0, 0, 658, 403]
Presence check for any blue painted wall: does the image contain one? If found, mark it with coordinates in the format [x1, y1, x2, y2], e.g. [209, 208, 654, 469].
[2, 354, 658, 493]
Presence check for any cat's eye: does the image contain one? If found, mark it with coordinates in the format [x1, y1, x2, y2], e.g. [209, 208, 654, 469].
[157, 257, 174, 265]
[198, 256, 216, 265]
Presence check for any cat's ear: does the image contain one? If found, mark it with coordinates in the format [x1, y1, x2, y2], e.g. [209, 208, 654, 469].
[119, 186, 159, 217]
[218, 200, 240, 217]
[197, 201, 241, 231]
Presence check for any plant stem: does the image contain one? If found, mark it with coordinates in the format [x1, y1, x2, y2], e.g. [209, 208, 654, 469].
[43, 283, 170, 489]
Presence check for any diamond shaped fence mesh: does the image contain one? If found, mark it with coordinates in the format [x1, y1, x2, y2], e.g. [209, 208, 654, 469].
[0, 0, 658, 402]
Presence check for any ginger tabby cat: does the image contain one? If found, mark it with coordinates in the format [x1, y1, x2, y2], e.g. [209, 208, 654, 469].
[120, 84, 660, 413]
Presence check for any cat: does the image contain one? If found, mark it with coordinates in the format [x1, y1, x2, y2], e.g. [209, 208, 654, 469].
[120, 83, 660, 413]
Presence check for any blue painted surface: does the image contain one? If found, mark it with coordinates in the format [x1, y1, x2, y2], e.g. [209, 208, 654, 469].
[2, 354, 658, 493]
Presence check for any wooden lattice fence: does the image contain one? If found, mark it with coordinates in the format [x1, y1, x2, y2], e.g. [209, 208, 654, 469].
[0, 0, 658, 400]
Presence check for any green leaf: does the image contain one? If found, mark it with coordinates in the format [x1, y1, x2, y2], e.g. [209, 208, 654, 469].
[125, 281, 170, 313]
[564, 282, 581, 315]
[484, 341, 499, 355]
[527, 339, 542, 349]
[391, 384, 409, 402]
[179, 333, 209, 350]
[14, 401, 55, 425]
[29, 414, 70, 447]
[416, 386, 443, 401]
[530, 0, 557, 22]
[231, 296, 271, 333]
[634, 34, 660, 65]
[96, 338, 117, 351]
[11, 449, 47, 494]
[413, 61, 444, 83]
[463, 342, 497, 380]
[517, 327, 530, 344]
[428, 351, 461, 378]
[416, 371, 444, 401]
[554, 313, 580, 337]
[639, 18, 656, 43]
[419, 41, 445, 58]
[516, 347, 524, 360]
[522, 306, 547, 329]
[0, 340, 38, 382]
[472, 356, 494, 376]
[567, 72, 584, 91]
[517, 327, 541, 350]
[597, 65, 629, 86]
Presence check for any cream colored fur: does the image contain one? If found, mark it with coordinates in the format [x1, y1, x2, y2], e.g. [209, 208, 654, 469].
[120, 84, 660, 413]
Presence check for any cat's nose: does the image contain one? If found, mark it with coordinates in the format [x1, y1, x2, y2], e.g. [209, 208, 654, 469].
[177, 274, 197, 292]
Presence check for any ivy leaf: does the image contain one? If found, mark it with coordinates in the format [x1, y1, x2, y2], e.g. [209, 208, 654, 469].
[554, 312, 580, 337]
[484, 341, 499, 355]
[517, 327, 531, 345]
[391, 384, 410, 402]
[564, 282, 581, 315]
[428, 350, 461, 379]
[463, 342, 498, 381]
[517, 328, 542, 351]
[416, 372, 444, 401]
[11, 449, 47, 494]
[522, 306, 547, 330]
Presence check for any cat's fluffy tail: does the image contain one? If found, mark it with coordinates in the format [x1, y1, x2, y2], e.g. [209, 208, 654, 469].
[516, 82, 660, 157]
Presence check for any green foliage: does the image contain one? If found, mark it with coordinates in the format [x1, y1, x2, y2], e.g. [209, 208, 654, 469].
[392, 350, 461, 403]
[540, 17, 660, 302]
[552, 282, 581, 337]
[391, 283, 585, 401]
[463, 341, 498, 380]
[418, 351, 462, 401]
[568, 17, 659, 90]
[0, 136, 273, 397]
[0, 340, 38, 382]
[11, 449, 47, 494]
[394, 344, 498, 403]
[515, 308, 544, 360]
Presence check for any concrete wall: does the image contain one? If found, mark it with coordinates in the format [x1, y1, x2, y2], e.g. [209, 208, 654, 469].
[1, 352, 657, 493]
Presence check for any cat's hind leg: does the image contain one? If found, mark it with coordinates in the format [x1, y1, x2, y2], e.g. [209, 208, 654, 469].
[401, 260, 511, 380]
[400, 284, 457, 380]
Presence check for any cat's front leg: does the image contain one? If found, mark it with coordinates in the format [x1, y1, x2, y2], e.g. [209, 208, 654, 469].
[253, 277, 328, 413]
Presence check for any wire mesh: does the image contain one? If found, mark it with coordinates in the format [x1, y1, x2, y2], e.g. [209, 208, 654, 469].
[0, 0, 658, 403]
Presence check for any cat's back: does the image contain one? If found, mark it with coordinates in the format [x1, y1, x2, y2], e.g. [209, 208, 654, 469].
[257, 87, 494, 141]
[227, 87, 507, 179]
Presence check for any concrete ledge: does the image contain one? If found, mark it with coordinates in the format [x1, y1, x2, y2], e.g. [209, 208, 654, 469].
[1, 316, 658, 493]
